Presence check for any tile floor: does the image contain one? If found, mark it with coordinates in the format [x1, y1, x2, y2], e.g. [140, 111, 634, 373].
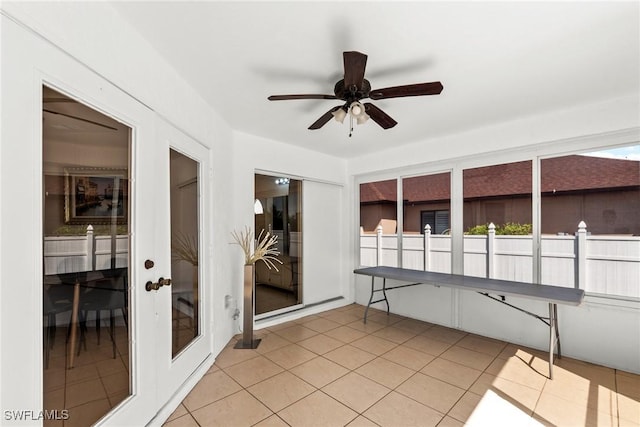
[163, 304, 640, 427]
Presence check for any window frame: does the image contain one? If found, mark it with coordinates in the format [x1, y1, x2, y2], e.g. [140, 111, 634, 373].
[354, 129, 639, 303]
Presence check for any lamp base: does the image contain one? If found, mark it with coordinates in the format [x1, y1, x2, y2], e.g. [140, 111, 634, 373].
[234, 338, 261, 349]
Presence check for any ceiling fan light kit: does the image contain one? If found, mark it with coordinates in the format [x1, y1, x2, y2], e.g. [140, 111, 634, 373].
[267, 51, 443, 136]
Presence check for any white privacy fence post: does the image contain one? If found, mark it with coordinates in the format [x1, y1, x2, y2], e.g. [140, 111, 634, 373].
[86, 224, 94, 271]
[424, 224, 431, 271]
[487, 222, 496, 279]
[376, 224, 383, 266]
[576, 221, 587, 289]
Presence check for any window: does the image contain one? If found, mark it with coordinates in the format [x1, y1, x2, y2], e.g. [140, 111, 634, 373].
[421, 210, 450, 235]
[359, 179, 397, 266]
[463, 161, 533, 281]
[540, 146, 640, 298]
[357, 143, 639, 300]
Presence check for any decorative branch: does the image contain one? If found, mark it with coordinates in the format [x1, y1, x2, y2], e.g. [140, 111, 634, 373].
[231, 226, 283, 270]
[172, 232, 198, 266]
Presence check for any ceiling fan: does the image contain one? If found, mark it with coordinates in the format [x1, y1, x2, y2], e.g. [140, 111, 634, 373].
[268, 51, 443, 133]
[43, 97, 118, 131]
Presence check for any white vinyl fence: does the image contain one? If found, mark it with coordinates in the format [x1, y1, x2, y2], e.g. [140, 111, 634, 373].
[44, 225, 128, 275]
[361, 222, 640, 298]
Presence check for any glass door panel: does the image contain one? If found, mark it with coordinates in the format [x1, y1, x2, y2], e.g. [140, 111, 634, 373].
[170, 149, 200, 357]
[254, 174, 302, 316]
[42, 86, 131, 426]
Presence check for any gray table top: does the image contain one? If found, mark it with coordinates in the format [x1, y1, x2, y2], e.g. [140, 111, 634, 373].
[354, 266, 585, 306]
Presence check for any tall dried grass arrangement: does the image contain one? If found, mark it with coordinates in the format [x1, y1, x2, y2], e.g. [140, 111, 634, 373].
[172, 232, 198, 266]
[231, 226, 282, 271]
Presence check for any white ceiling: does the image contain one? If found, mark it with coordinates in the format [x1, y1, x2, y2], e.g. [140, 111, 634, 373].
[110, 1, 639, 159]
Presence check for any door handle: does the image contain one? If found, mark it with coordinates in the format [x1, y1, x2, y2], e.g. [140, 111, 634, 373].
[145, 277, 172, 292]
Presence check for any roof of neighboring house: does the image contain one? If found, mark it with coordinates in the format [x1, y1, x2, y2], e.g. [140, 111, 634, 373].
[360, 155, 639, 203]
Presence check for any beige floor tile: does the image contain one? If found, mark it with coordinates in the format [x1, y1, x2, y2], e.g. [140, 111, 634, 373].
[165, 404, 188, 422]
[617, 370, 640, 399]
[439, 345, 495, 371]
[324, 345, 377, 370]
[469, 372, 541, 413]
[298, 317, 342, 333]
[381, 345, 435, 371]
[253, 414, 290, 427]
[264, 343, 317, 369]
[420, 325, 467, 345]
[618, 392, 640, 425]
[248, 371, 315, 412]
[346, 415, 380, 426]
[277, 391, 358, 427]
[289, 356, 349, 388]
[392, 317, 434, 334]
[274, 324, 319, 342]
[213, 345, 259, 369]
[255, 332, 291, 354]
[421, 357, 482, 389]
[324, 325, 368, 343]
[456, 334, 507, 357]
[356, 357, 415, 389]
[365, 311, 405, 326]
[486, 355, 548, 390]
[403, 334, 453, 356]
[65, 378, 108, 408]
[534, 390, 618, 427]
[223, 355, 284, 387]
[396, 372, 465, 414]
[543, 372, 617, 415]
[95, 356, 127, 377]
[555, 356, 617, 390]
[297, 333, 344, 355]
[100, 371, 129, 396]
[322, 372, 390, 413]
[437, 416, 466, 427]
[363, 391, 444, 427]
[163, 414, 199, 427]
[497, 344, 548, 361]
[182, 370, 242, 411]
[266, 320, 299, 332]
[457, 389, 540, 427]
[320, 311, 363, 325]
[447, 391, 483, 423]
[347, 319, 387, 334]
[350, 335, 397, 356]
[191, 390, 272, 427]
[64, 398, 112, 427]
[372, 326, 418, 344]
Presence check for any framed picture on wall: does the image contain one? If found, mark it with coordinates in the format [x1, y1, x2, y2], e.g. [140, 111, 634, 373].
[64, 168, 128, 224]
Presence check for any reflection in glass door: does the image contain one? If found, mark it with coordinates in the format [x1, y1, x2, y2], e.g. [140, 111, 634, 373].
[254, 174, 302, 316]
[169, 149, 200, 357]
[42, 86, 131, 426]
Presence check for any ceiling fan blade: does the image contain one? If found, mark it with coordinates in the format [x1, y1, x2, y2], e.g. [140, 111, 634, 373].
[343, 51, 368, 91]
[369, 82, 443, 100]
[43, 97, 77, 103]
[364, 103, 397, 129]
[43, 109, 118, 131]
[308, 106, 342, 130]
[268, 94, 337, 101]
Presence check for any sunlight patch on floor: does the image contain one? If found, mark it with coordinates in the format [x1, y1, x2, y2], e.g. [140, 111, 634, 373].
[466, 389, 543, 427]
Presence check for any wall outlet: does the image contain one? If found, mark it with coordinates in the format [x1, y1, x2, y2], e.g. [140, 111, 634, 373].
[232, 309, 240, 320]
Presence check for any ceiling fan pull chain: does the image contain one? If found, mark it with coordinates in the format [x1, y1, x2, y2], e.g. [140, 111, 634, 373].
[349, 113, 354, 137]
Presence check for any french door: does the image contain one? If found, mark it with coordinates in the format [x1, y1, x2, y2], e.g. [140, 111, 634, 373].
[1, 16, 211, 426]
[39, 88, 211, 427]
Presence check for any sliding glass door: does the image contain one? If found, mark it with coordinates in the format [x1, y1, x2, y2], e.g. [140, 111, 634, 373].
[254, 174, 302, 316]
